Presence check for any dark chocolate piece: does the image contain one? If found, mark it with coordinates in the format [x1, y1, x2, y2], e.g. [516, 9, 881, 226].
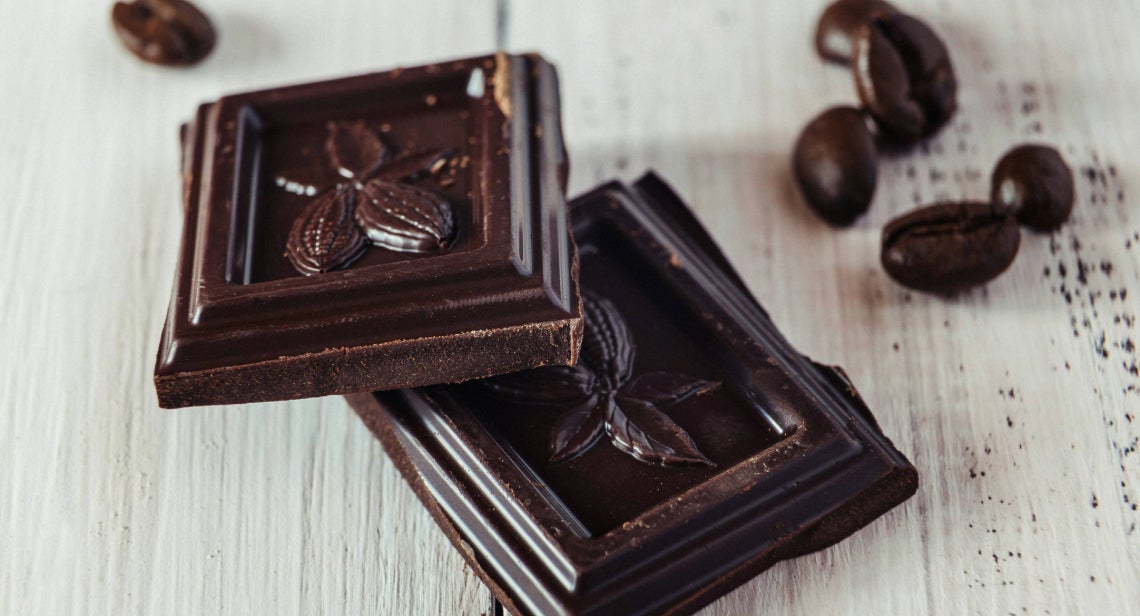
[111, 0, 216, 66]
[792, 106, 879, 226]
[991, 144, 1075, 232]
[155, 54, 582, 408]
[349, 173, 918, 616]
[882, 201, 1021, 293]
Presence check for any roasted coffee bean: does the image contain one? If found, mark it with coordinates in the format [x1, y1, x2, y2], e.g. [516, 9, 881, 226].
[815, 0, 897, 63]
[853, 13, 957, 143]
[991, 144, 1075, 232]
[881, 202, 1020, 293]
[111, 0, 216, 66]
[792, 106, 878, 226]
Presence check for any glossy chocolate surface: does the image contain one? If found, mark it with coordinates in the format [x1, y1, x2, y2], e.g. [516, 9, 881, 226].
[349, 173, 918, 616]
[155, 54, 581, 408]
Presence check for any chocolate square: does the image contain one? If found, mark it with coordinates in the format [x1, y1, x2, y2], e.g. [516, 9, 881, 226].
[349, 173, 917, 616]
[155, 54, 581, 408]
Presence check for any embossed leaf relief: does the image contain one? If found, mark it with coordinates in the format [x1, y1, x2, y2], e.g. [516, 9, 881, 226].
[280, 121, 456, 275]
[285, 186, 368, 275]
[485, 292, 720, 468]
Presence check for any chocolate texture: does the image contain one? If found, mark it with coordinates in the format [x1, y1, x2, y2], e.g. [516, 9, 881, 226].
[349, 173, 918, 616]
[155, 54, 582, 408]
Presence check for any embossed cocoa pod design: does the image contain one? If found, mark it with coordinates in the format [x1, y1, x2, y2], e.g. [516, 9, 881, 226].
[326, 121, 388, 179]
[277, 120, 458, 273]
[482, 364, 603, 463]
[580, 291, 635, 389]
[373, 149, 454, 183]
[606, 395, 712, 467]
[355, 178, 457, 253]
[484, 292, 718, 467]
[547, 398, 606, 464]
[286, 187, 368, 275]
[111, 0, 216, 66]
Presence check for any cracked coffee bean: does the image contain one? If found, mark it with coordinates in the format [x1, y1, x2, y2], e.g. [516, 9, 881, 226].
[792, 106, 878, 226]
[815, 0, 897, 63]
[881, 201, 1020, 293]
[853, 12, 957, 143]
[991, 144, 1075, 232]
[111, 0, 216, 66]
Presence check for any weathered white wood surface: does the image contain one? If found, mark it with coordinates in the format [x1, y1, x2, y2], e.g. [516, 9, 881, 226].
[1, 0, 1138, 614]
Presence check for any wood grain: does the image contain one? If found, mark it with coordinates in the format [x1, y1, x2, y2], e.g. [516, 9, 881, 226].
[2, 0, 1138, 614]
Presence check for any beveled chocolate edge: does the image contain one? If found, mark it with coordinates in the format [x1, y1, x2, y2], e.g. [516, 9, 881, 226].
[630, 174, 762, 319]
[530, 55, 573, 313]
[167, 55, 572, 357]
[184, 60, 506, 314]
[503, 52, 574, 313]
[154, 54, 582, 407]
[356, 391, 910, 616]
[348, 174, 918, 615]
[191, 56, 512, 317]
[346, 389, 530, 616]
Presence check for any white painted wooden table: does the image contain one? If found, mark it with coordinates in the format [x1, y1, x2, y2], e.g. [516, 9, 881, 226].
[2, 1, 1139, 614]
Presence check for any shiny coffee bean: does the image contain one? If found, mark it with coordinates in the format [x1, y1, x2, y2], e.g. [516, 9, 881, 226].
[881, 202, 1020, 293]
[991, 144, 1075, 232]
[853, 13, 957, 143]
[792, 106, 878, 226]
[815, 0, 897, 63]
[111, 0, 216, 66]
